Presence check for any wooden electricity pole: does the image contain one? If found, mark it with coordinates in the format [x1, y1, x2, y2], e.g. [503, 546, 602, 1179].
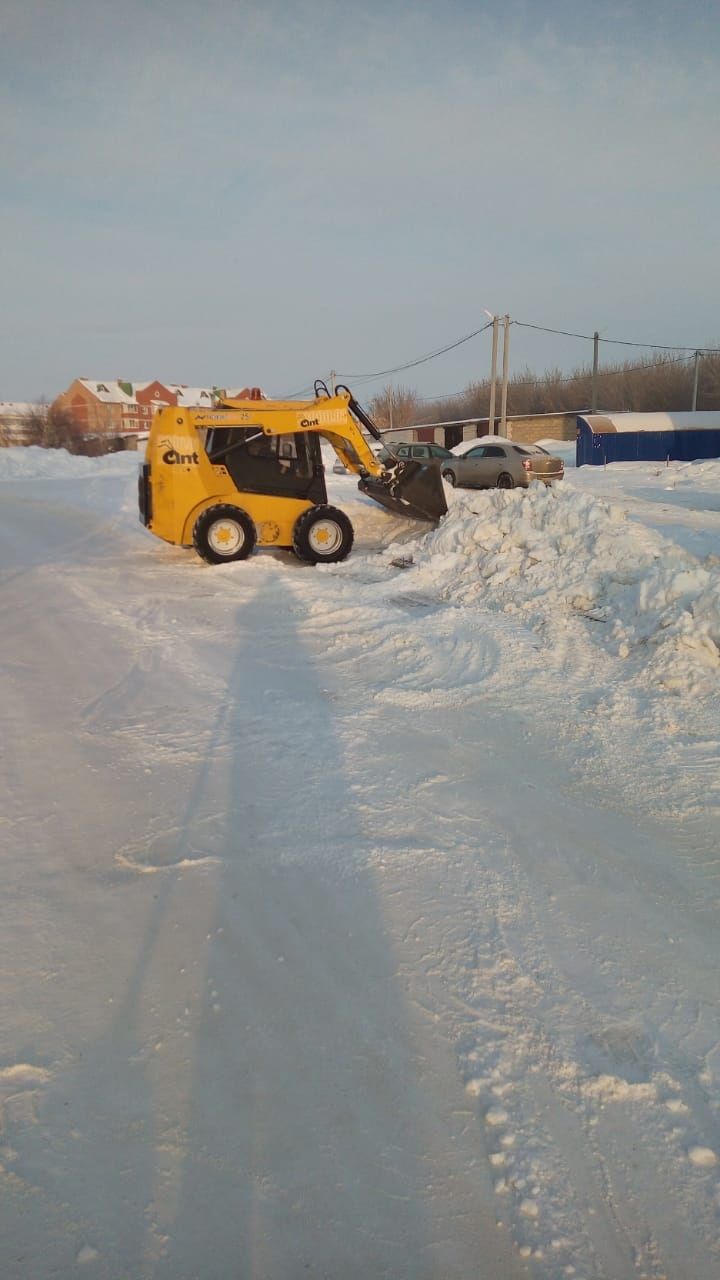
[500, 315, 510, 434]
[692, 351, 701, 411]
[488, 316, 499, 435]
[591, 331, 599, 412]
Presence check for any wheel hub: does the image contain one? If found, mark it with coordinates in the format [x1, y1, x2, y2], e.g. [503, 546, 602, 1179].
[308, 520, 342, 554]
[209, 520, 244, 555]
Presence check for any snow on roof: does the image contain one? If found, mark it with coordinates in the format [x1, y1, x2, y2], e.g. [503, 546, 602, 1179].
[77, 380, 228, 407]
[172, 386, 217, 407]
[580, 411, 720, 435]
[78, 380, 138, 404]
[0, 401, 44, 416]
[223, 386, 267, 399]
[165, 384, 263, 406]
[73, 379, 264, 409]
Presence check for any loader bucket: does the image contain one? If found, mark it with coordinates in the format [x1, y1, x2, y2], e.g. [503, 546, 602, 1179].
[358, 460, 448, 523]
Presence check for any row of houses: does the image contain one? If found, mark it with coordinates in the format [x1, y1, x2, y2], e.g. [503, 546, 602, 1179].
[0, 379, 258, 448]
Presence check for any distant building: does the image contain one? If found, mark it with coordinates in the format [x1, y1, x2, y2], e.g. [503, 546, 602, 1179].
[576, 411, 720, 466]
[50, 379, 260, 448]
[0, 401, 46, 446]
[52, 379, 186, 443]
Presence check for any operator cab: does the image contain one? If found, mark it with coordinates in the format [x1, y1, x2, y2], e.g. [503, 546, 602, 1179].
[204, 427, 327, 503]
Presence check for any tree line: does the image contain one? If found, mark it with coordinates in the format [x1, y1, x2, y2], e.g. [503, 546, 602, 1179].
[369, 349, 720, 431]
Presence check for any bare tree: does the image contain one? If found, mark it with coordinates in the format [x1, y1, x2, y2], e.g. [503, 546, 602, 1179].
[22, 402, 83, 452]
[368, 384, 421, 432]
[43, 405, 82, 450]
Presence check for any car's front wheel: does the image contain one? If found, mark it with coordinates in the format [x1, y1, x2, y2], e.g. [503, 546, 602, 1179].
[496, 472, 515, 489]
[293, 505, 354, 564]
[442, 470, 457, 487]
[193, 504, 257, 563]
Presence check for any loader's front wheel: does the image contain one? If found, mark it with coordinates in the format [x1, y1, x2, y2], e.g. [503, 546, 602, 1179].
[293, 505, 354, 564]
[193, 504, 257, 564]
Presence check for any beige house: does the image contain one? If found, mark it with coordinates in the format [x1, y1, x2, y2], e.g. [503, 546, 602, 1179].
[0, 401, 46, 446]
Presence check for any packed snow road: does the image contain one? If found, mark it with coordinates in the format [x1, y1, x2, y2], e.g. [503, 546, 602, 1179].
[1, 450, 719, 1280]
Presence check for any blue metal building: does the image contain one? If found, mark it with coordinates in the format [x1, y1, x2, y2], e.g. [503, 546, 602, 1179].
[576, 412, 720, 467]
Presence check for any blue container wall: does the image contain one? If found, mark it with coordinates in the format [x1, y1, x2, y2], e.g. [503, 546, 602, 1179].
[576, 420, 720, 467]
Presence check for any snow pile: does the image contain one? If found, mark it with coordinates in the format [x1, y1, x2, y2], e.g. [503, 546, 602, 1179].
[0, 445, 137, 479]
[387, 483, 720, 693]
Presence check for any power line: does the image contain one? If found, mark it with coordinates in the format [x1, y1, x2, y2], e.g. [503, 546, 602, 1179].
[335, 320, 494, 383]
[416, 390, 469, 402]
[277, 383, 316, 399]
[513, 320, 720, 354]
[279, 315, 718, 402]
[507, 350, 697, 389]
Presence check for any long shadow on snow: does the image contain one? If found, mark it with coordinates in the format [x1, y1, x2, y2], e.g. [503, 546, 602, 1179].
[150, 574, 446, 1279]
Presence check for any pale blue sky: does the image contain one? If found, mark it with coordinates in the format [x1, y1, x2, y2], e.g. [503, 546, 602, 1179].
[1, 0, 718, 402]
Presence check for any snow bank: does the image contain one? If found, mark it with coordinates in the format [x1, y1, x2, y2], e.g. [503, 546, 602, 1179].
[383, 484, 720, 694]
[0, 446, 137, 479]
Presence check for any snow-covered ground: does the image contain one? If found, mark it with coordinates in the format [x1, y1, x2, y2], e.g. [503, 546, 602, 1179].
[1, 443, 719, 1279]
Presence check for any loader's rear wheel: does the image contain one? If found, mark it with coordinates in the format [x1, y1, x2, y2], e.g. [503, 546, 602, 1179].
[193, 504, 257, 564]
[293, 505, 354, 564]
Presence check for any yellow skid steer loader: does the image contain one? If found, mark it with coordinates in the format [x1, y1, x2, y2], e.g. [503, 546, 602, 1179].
[138, 381, 447, 565]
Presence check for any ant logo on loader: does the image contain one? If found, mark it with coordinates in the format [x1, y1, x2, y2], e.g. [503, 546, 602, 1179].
[160, 439, 199, 465]
[299, 417, 320, 428]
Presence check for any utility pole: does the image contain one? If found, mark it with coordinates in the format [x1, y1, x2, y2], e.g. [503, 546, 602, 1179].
[330, 369, 337, 395]
[591, 331, 599, 412]
[500, 315, 510, 435]
[691, 351, 701, 411]
[488, 316, 499, 435]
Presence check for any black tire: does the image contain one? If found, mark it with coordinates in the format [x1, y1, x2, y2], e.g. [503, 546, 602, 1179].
[497, 472, 515, 490]
[442, 470, 457, 487]
[293, 505, 354, 564]
[193, 504, 257, 564]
